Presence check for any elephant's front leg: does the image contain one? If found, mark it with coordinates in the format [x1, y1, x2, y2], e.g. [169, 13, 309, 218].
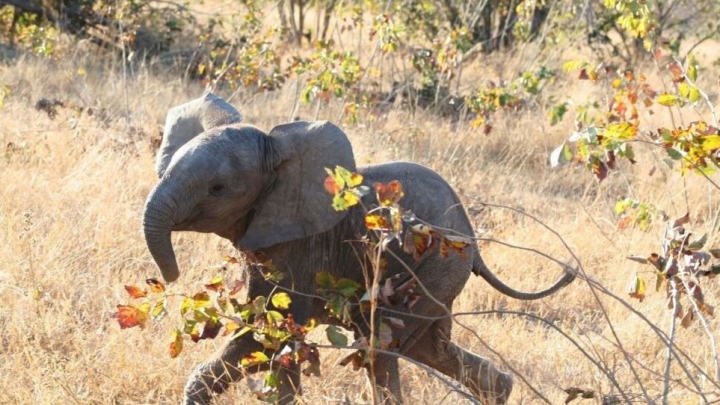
[184, 333, 268, 405]
[184, 333, 304, 405]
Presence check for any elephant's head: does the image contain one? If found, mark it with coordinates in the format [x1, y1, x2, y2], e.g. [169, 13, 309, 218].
[155, 92, 243, 178]
[143, 119, 356, 282]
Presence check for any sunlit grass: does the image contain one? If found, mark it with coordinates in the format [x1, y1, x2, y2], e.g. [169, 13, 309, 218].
[1, 37, 719, 405]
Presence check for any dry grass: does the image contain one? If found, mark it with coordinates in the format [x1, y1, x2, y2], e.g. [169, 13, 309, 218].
[1, 29, 720, 405]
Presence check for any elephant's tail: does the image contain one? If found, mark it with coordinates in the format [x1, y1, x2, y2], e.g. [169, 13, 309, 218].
[471, 246, 576, 300]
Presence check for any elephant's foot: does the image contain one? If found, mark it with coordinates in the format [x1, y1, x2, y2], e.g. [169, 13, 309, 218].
[459, 350, 513, 405]
[184, 360, 243, 405]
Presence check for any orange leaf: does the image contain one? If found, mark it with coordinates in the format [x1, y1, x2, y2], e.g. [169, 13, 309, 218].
[374, 181, 404, 206]
[403, 224, 435, 259]
[146, 278, 166, 293]
[204, 276, 225, 292]
[169, 329, 183, 358]
[324, 175, 342, 194]
[440, 235, 471, 259]
[124, 285, 147, 298]
[223, 255, 239, 264]
[115, 304, 148, 329]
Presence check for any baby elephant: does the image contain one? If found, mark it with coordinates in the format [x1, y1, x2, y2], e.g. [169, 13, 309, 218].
[143, 93, 575, 404]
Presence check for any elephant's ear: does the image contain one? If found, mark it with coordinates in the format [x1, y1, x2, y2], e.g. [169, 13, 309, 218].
[155, 93, 242, 178]
[239, 121, 357, 251]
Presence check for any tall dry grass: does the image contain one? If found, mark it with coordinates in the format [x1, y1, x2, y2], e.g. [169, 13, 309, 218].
[1, 32, 720, 405]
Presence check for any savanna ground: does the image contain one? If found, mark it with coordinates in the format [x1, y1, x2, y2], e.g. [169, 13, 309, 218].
[1, 2, 720, 404]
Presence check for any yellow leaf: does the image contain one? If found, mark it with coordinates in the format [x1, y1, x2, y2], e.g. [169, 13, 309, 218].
[702, 135, 720, 152]
[151, 299, 166, 318]
[604, 122, 637, 141]
[628, 276, 646, 302]
[241, 351, 270, 367]
[222, 320, 242, 336]
[678, 83, 691, 98]
[146, 278, 166, 293]
[342, 191, 360, 207]
[657, 93, 680, 107]
[270, 292, 292, 310]
[688, 87, 701, 103]
[562, 60, 587, 72]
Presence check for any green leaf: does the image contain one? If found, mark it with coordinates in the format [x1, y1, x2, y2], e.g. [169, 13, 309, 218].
[265, 372, 281, 388]
[688, 233, 707, 251]
[336, 278, 361, 297]
[315, 271, 334, 289]
[666, 147, 683, 160]
[655, 272, 665, 292]
[326, 325, 348, 347]
[550, 143, 572, 168]
[270, 292, 292, 310]
[549, 103, 568, 126]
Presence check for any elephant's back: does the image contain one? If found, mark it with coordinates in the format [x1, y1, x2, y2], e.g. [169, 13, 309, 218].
[358, 162, 468, 224]
[358, 161, 484, 271]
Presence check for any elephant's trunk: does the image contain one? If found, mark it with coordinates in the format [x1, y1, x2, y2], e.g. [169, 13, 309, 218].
[142, 182, 185, 282]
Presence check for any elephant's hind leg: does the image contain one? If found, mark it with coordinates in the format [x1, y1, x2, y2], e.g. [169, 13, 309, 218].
[405, 319, 513, 405]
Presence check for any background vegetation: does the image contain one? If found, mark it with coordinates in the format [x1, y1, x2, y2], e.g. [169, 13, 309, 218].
[1, 0, 720, 403]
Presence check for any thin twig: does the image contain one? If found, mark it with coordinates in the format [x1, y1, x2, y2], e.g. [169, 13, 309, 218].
[663, 278, 679, 404]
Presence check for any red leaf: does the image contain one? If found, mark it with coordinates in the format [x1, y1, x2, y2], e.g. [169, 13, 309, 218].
[228, 279, 246, 296]
[124, 285, 147, 298]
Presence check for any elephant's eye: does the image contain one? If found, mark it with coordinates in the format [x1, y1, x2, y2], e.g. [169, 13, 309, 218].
[209, 183, 226, 196]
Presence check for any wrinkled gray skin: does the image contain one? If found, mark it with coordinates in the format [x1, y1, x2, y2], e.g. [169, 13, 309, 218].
[155, 92, 243, 178]
[143, 95, 575, 405]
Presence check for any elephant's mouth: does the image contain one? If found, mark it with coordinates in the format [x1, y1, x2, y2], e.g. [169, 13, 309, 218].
[173, 206, 202, 231]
